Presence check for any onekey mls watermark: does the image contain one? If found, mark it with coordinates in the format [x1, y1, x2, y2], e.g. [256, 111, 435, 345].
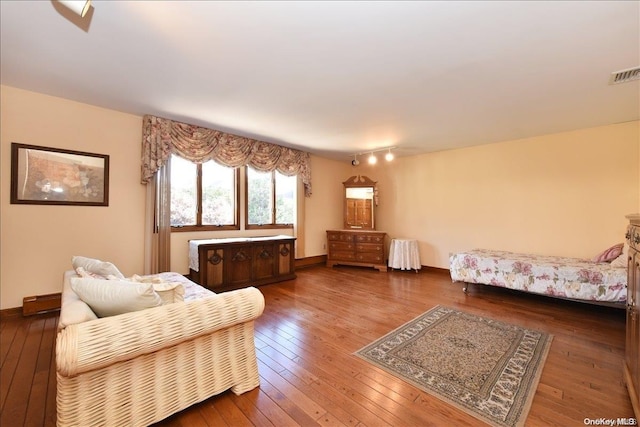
[584, 419, 637, 426]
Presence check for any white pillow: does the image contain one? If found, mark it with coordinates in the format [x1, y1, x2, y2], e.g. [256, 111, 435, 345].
[610, 243, 629, 268]
[70, 277, 162, 317]
[72, 256, 125, 279]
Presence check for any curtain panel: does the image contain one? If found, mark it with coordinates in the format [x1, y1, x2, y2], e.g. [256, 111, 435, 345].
[141, 115, 312, 197]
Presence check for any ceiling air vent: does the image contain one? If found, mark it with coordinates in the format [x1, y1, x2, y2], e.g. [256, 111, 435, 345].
[609, 66, 640, 85]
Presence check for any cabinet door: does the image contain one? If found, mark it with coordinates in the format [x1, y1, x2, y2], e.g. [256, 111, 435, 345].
[278, 241, 294, 275]
[254, 243, 277, 281]
[226, 245, 252, 286]
[203, 247, 225, 289]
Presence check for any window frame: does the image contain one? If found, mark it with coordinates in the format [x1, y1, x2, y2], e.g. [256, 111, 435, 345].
[244, 167, 295, 230]
[170, 156, 240, 232]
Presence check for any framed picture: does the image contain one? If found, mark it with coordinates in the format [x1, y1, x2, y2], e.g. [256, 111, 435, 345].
[10, 143, 109, 206]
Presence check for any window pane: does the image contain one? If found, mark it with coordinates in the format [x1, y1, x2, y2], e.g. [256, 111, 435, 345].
[170, 155, 197, 226]
[202, 161, 235, 225]
[247, 167, 273, 225]
[276, 172, 295, 224]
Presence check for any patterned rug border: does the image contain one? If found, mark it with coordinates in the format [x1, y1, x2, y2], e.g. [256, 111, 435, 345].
[354, 305, 553, 427]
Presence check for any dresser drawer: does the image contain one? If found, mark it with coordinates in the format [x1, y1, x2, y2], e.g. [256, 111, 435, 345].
[329, 251, 356, 261]
[327, 232, 354, 242]
[329, 242, 355, 252]
[356, 243, 384, 254]
[356, 252, 384, 263]
[355, 234, 385, 243]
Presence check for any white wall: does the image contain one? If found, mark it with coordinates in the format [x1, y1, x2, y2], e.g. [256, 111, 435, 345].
[365, 121, 639, 268]
[1, 86, 146, 309]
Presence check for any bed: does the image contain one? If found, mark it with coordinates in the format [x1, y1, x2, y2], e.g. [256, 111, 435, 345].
[449, 249, 627, 306]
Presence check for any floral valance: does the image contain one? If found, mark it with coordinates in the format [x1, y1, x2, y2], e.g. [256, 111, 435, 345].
[141, 115, 312, 196]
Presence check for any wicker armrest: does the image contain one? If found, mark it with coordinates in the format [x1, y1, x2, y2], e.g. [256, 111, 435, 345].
[56, 286, 264, 377]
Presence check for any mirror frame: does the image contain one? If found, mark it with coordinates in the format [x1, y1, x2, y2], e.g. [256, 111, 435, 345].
[343, 175, 377, 230]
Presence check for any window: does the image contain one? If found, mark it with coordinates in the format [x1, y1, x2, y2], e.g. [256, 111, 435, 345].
[170, 154, 239, 231]
[246, 167, 296, 229]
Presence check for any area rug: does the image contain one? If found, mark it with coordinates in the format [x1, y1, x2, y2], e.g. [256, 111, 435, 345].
[354, 305, 553, 427]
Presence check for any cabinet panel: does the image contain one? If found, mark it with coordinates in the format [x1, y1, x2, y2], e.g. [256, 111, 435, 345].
[204, 248, 224, 288]
[253, 244, 277, 281]
[278, 242, 293, 275]
[227, 246, 253, 286]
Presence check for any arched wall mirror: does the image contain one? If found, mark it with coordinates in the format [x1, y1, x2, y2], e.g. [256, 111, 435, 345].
[343, 175, 377, 229]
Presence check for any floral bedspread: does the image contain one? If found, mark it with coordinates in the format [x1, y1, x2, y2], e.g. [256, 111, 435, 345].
[449, 249, 627, 303]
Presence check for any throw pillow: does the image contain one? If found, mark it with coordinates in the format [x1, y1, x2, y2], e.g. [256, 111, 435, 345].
[591, 243, 624, 263]
[610, 243, 629, 268]
[70, 277, 163, 317]
[152, 282, 185, 304]
[72, 256, 125, 279]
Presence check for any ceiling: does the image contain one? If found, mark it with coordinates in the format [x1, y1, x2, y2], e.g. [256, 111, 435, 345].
[1, 1, 639, 161]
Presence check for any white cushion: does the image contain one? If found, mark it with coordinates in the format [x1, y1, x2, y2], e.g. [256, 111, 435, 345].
[70, 277, 162, 317]
[72, 256, 125, 279]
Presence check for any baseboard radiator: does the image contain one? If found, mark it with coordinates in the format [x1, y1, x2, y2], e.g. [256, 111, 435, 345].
[22, 293, 62, 316]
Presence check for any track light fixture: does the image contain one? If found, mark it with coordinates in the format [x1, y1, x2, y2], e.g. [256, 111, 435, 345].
[349, 146, 396, 166]
[58, 0, 92, 17]
[385, 148, 394, 162]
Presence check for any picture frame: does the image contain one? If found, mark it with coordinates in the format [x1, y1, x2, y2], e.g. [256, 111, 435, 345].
[10, 143, 109, 206]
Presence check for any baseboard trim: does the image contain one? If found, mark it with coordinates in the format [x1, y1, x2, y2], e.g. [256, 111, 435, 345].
[295, 255, 327, 269]
[421, 265, 450, 274]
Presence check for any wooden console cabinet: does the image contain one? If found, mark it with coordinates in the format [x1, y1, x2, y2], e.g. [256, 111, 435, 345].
[625, 214, 640, 419]
[326, 230, 387, 272]
[189, 235, 296, 292]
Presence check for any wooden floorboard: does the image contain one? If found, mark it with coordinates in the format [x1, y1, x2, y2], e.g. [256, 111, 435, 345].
[0, 265, 634, 426]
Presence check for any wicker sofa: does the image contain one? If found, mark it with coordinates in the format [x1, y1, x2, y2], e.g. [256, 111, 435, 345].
[56, 270, 265, 427]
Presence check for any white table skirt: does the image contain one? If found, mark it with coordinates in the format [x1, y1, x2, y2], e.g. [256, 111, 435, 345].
[388, 239, 421, 271]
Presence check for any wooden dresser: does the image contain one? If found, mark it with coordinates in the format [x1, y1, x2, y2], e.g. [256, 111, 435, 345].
[625, 214, 640, 419]
[189, 235, 296, 292]
[326, 230, 387, 272]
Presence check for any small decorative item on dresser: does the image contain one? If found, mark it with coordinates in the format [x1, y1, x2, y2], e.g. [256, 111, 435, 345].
[624, 214, 640, 420]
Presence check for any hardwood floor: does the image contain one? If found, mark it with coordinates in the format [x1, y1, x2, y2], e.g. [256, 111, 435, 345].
[1, 266, 633, 426]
